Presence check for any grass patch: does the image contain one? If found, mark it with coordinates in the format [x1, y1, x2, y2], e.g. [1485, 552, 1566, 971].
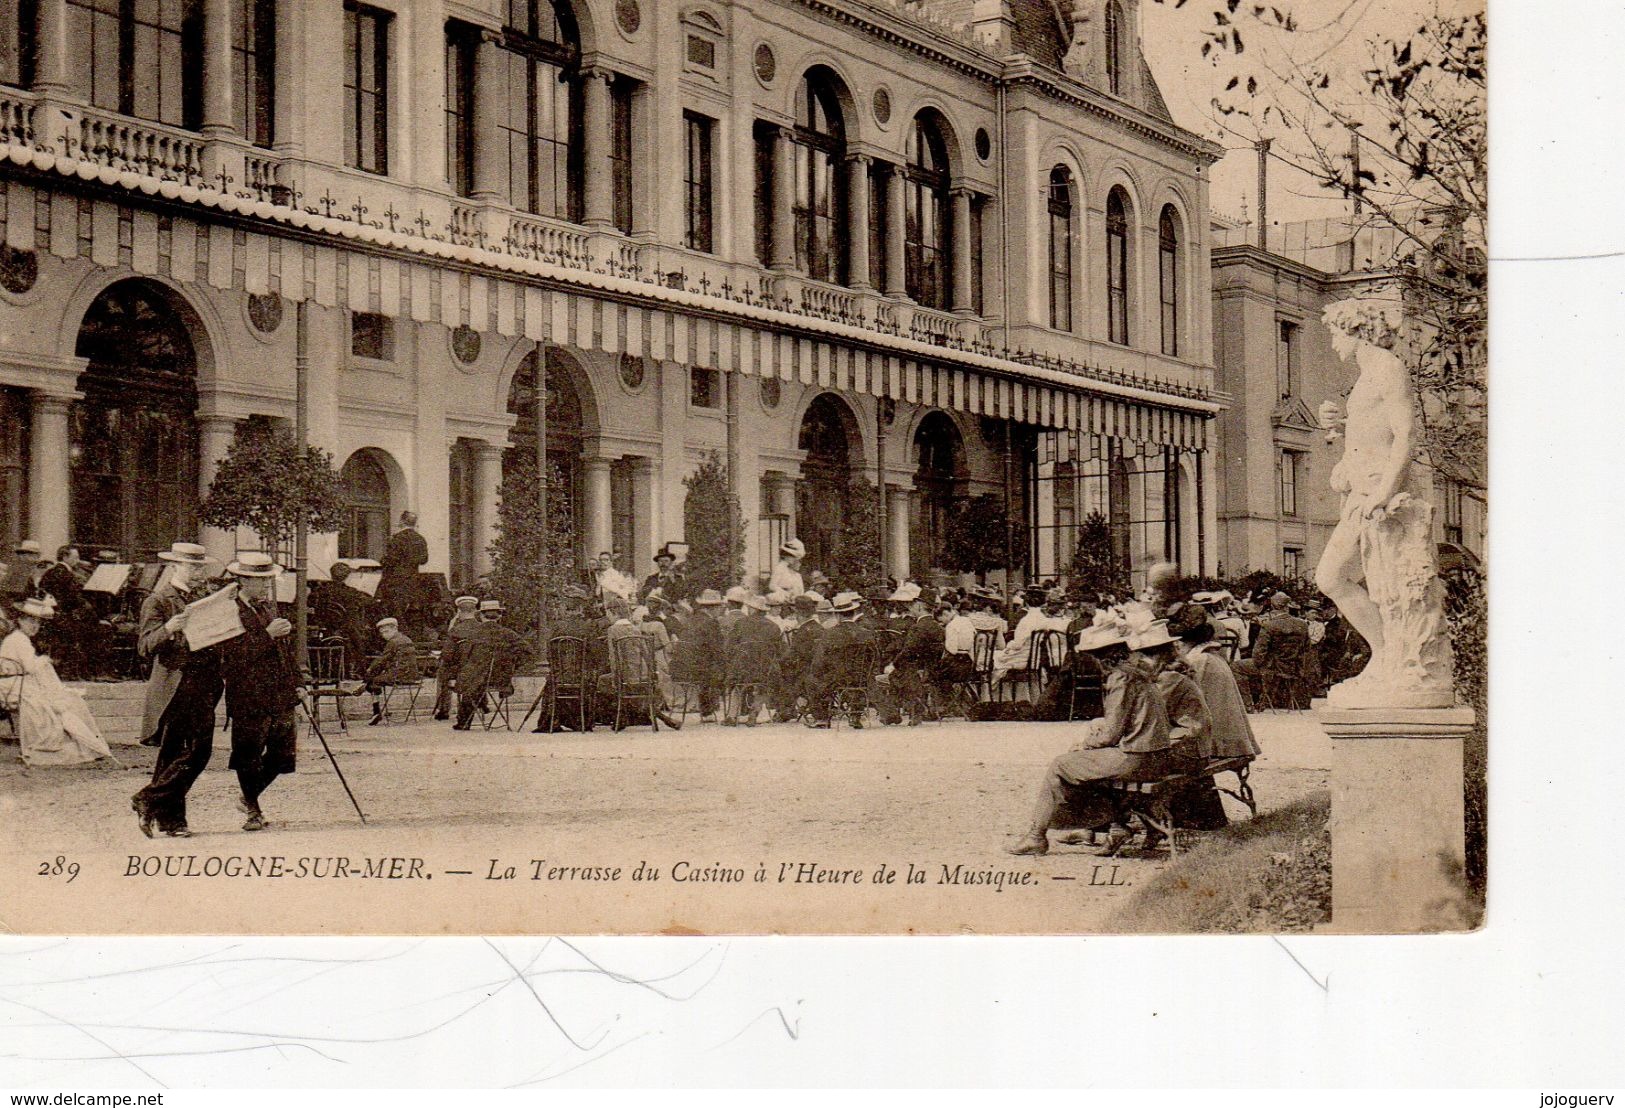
[1106, 791, 1331, 934]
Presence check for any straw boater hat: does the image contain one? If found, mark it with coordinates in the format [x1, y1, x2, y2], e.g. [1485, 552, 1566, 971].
[226, 552, 280, 577]
[454, 594, 479, 608]
[693, 588, 724, 607]
[779, 538, 806, 560]
[743, 593, 769, 612]
[813, 594, 835, 614]
[14, 539, 41, 556]
[1074, 622, 1128, 653]
[766, 590, 791, 607]
[375, 616, 399, 631]
[15, 597, 54, 620]
[793, 591, 820, 612]
[478, 599, 505, 614]
[831, 591, 863, 614]
[889, 581, 922, 604]
[1128, 619, 1179, 652]
[156, 542, 209, 564]
[724, 585, 749, 605]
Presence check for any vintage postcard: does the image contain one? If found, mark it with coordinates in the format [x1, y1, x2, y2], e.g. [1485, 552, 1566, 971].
[0, 0, 1484, 936]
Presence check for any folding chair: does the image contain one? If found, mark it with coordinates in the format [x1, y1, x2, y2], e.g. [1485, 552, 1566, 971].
[609, 635, 660, 732]
[0, 658, 24, 740]
[307, 637, 363, 732]
[376, 674, 425, 724]
[473, 657, 514, 732]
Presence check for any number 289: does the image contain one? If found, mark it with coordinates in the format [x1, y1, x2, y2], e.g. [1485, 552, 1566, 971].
[38, 856, 79, 883]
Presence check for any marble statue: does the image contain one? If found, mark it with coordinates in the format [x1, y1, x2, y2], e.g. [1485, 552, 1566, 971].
[1315, 298, 1455, 709]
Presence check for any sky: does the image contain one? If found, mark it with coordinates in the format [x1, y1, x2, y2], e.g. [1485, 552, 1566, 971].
[1138, 0, 1483, 225]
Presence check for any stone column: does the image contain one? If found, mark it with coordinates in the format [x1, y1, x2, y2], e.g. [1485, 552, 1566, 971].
[197, 414, 239, 564]
[1319, 704, 1477, 933]
[629, 456, 657, 580]
[582, 456, 614, 561]
[582, 68, 615, 228]
[951, 187, 975, 314]
[884, 162, 908, 299]
[471, 31, 507, 203]
[31, 0, 69, 94]
[846, 153, 873, 291]
[201, 0, 235, 136]
[28, 393, 72, 556]
[770, 125, 796, 271]
[470, 440, 503, 581]
[887, 484, 912, 581]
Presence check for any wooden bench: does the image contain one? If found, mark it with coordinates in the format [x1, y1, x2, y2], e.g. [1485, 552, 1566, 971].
[1103, 757, 1258, 857]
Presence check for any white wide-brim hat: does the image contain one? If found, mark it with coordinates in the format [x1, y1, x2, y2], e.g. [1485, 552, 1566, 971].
[157, 542, 209, 563]
[15, 597, 55, 620]
[1075, 623, 1128, 652]
[1128, 620, 1179, 651]
[226, 552, 281, 577]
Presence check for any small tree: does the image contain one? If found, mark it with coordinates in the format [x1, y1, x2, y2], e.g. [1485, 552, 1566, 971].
[490, 453, 578, 637]
[1067, 511, 1129, 603]
[823, 476, 882, 590]
[200, 417, 344, 556]
[682, 451, 744, 592]
[941, 493, 1028, 585]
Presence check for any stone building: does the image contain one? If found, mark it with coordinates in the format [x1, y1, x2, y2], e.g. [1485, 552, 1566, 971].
[0, 0, 1221, 591]
[1210, 215, 1485, 578]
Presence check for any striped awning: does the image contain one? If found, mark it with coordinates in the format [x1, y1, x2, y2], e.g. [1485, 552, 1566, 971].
[0, 176, 1214, 450]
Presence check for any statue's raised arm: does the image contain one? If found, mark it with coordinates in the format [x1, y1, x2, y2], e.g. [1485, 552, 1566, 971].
[1313, 298, 1454, 709]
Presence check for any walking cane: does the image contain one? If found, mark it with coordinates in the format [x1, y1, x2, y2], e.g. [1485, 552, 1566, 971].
[297, 688, 368, 824]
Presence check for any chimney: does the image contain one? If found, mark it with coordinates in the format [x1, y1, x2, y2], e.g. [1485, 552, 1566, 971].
[1255, 138, 1271, 251]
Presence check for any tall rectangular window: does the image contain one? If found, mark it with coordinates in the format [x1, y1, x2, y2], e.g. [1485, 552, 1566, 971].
[970, 196, 985, 316]
[343, 2, 390, 175]
[68, 0, 203, 128]
[683, 111, 714, 253]
[1106, 190, 1130, 345]
[611, 79, 634, 234]
[753, 123, 774, 266]
[1048, 168, 1074, 331]
[1, 1, 38, 88]
[1277, 320, 1300, 399]
[1280, 449, 1299, 517]
[233, 0, 276, 146]
[867, 164, 887, 290]
[444, 25, 476, 196]
[498, 2, 582, 222]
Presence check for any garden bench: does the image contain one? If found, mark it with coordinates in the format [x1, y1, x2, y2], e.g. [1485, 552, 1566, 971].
[1103, 756, 1259, 857]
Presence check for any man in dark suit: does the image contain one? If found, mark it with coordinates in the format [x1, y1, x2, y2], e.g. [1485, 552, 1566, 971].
[887, 585, 945, 724]
[312, 561, 377, 677]
[433, 595, 481, 720]
[809, 592, 877, 726]
[453, 600, 532, 730]
[378, 511, 428, 633]
[38, 545, 89, 679]
[639, 545, 688, 604]
[365, 617, 420, 725]
[216, 554, 299, 831]
[723, 593, 785, 725]
[131, 542, 224, 836]
[1232, 591, 1311, 707]
[672, 589, 725, 720]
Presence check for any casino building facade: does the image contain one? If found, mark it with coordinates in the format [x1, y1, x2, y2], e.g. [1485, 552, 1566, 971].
[0, 0, 1222, 590]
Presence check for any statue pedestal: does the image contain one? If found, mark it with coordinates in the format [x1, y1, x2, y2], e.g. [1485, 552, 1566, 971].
[1315, 701, 1477, 933]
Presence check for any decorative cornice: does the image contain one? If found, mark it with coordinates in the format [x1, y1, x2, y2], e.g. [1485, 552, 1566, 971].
[0, 141, 1217, 416]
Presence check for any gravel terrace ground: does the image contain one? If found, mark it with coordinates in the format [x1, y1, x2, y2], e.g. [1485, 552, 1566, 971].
[1, 709, 1328, 935]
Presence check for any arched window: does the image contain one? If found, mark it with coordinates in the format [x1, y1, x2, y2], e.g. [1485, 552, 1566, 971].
[339, 451, 393, 561]
[795, 394, 859, 571]
[792, 70, 847, 284]
[499, 0, 584, 222]
[1048, 166, 1075, 332]
[1106, 187, 1131, 346]
[905, 115, 951, 309]
[71, 279, 199, 560]
[1105, 0, 1125, 96]
[1159, 205, 1180, 356]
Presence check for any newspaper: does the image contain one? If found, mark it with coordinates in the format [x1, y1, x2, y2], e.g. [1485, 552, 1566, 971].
[182, 583, 244, 650]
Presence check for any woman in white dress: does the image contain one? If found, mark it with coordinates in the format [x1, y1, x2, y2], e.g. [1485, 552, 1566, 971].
[1, 597, 115, 766]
